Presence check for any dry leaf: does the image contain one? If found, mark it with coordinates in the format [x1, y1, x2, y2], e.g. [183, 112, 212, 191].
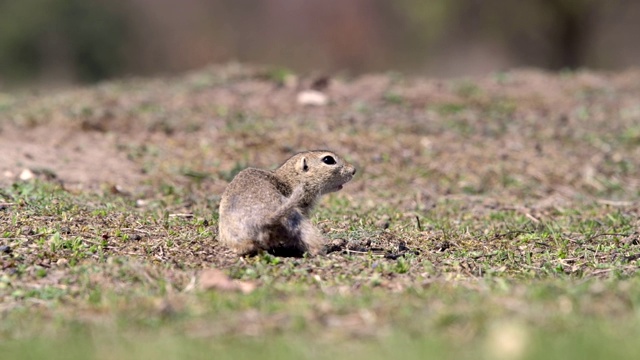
[198, 269, 256, 294]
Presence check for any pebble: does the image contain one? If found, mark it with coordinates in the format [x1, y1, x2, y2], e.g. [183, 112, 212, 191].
[296, 90, 328, 106]
[19, 169, 35, 181]
[56, 258, 69, 266]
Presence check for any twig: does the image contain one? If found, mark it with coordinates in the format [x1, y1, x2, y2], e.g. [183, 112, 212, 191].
[344, 249, 383, 256]
[525, 213, 540, 223]
[169, 213, 194, 218]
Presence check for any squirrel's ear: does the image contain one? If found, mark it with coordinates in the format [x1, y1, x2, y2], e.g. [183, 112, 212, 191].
[297, 157, 309, 172]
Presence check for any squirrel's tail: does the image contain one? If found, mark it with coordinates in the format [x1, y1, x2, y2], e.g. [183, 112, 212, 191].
[265, 185, 305, 224]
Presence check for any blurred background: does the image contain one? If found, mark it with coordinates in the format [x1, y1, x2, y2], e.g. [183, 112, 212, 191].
[0, 0, 638, 87]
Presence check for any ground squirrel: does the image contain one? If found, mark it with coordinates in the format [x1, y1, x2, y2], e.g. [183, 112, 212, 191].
[218, 150, 356, 257]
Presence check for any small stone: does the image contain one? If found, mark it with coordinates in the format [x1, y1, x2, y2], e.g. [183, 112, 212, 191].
[296, 90, 328, 106]
[19, 169, 35, 181]
[109, 185, 128, 195]
[56, 258, 69, 266]
[0, 245, 11, 254]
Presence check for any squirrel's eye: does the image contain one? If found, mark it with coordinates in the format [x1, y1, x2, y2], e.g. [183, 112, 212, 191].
[322, 156, 336, 165]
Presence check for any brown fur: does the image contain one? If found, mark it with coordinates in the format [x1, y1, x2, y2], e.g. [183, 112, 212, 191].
[218, 150, 356, 257]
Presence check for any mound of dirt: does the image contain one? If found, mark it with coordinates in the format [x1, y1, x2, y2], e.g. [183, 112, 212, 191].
[0, 125, 144, 191]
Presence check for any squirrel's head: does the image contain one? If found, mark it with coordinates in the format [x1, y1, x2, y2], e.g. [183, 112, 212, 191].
[279, 150, 356, 195]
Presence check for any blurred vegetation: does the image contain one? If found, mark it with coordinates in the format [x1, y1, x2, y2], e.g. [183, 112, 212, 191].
[0, 0, 126, 84]
[394, 0, 619, 69]
[0, 0, 636, 86]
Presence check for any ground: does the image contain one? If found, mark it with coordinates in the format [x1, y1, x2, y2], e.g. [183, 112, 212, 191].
[1, 64, 640, 359]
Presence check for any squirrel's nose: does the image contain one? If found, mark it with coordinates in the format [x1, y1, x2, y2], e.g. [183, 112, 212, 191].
[352, 168, 357, 175]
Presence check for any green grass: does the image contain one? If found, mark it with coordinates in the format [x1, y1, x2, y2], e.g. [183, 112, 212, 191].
[2, 182, 640, 359]
[4, 325, 640, 360]
[2, 277, 640, 359]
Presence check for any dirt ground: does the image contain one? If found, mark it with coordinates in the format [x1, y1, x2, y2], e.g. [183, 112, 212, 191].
[2, 65, 640, 200]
